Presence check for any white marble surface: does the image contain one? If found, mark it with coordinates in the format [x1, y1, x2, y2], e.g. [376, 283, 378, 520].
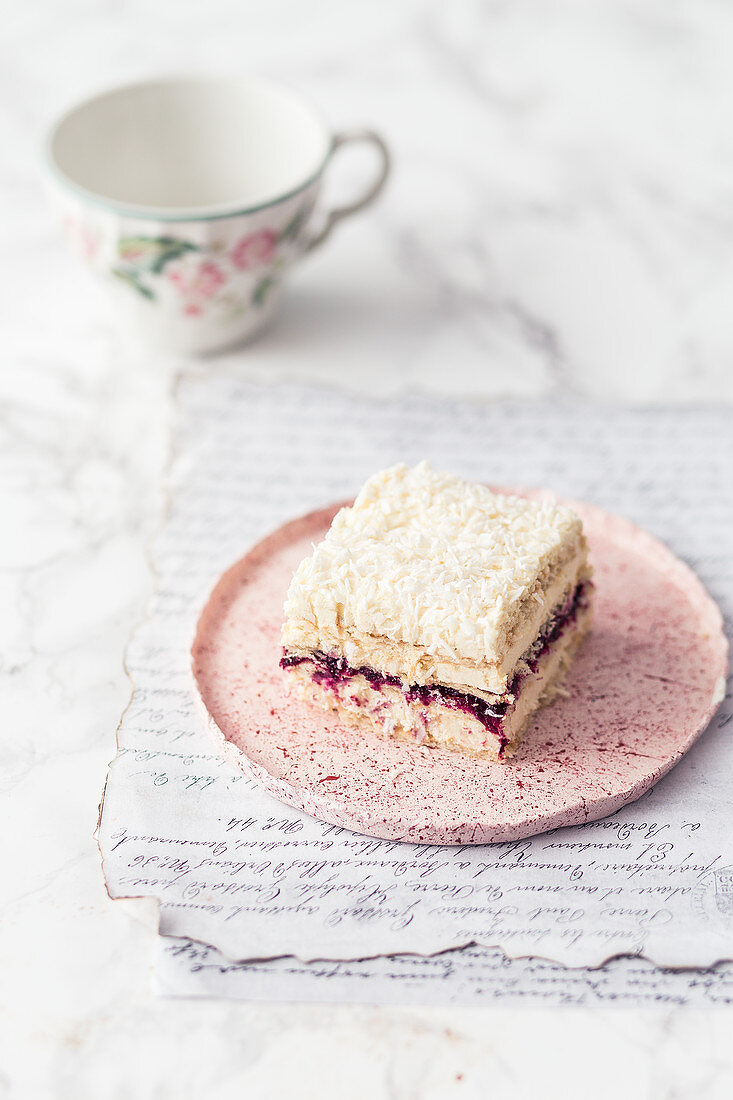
[3, 0, 733, 1096]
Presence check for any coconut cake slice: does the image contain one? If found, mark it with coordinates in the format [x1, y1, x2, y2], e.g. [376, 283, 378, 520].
[280, 462, 593, 759]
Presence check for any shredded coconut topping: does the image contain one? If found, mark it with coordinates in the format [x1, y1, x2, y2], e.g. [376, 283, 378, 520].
[283, 462, 584, 663]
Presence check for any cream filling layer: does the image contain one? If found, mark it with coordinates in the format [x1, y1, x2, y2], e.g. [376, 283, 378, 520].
[283, 549, 591, 696]
[286, 600, 593, 761]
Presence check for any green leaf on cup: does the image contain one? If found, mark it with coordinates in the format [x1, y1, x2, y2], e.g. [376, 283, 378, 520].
[117, 236, 199, 274]
[252, 275, 277, 308]
[112, 266, 155, 299]
[278, 206, 309, 243]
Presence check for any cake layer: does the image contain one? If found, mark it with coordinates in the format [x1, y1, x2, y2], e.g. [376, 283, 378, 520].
[282, 462, 588, 677]
[282, 583, 594, 760]
[285, 548, 590, 695]
[283, 594, 593, 761]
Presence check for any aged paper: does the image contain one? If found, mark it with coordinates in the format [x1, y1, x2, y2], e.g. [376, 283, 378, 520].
[156, 936, 733, 1007]
[99, 374, 732, 967]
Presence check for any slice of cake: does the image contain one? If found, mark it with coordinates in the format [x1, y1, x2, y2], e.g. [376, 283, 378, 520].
[280, 462, 593, 760]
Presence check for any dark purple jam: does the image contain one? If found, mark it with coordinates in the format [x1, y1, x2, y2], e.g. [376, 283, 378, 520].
[281, 581, 592, 757]
[281, 648, 510, 747]
[522, 579, 591, 673]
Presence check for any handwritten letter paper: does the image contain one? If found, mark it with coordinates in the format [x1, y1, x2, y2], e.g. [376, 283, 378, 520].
[99, 378, 732, 973]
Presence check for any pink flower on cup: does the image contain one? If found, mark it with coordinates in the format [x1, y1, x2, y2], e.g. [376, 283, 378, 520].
[64, 215, 100, 261]
[167, 260, 226, 316]
[230, 228, 278, 270]
[78, 226, 99, 261]
[193, 261, 226, 298]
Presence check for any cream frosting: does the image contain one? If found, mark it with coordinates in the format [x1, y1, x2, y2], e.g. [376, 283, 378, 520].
[285, 551, 590, 695]
[283, 461, 587, 669]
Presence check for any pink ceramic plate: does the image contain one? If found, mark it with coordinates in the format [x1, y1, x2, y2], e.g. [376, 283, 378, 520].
[192, 496, 727, 845]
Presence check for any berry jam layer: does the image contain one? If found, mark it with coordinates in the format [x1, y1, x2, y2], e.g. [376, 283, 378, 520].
[281, 581, 593, 759]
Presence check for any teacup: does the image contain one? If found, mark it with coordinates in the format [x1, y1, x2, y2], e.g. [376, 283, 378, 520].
[46, 76, 390, 354]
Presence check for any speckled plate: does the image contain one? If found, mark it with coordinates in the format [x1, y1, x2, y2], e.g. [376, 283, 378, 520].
[192, 496, 727, 845]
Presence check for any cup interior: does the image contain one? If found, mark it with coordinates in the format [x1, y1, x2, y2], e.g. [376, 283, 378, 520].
[48, 77, 331, 217]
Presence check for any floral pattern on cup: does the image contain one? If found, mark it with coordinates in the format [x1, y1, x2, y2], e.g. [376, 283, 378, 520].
[112, 236, 200, 300]
[167, 261, 227, 316]
[231, 228, 278, 270]
[62, 214, 102, 263]
[108, 203, 310, 317]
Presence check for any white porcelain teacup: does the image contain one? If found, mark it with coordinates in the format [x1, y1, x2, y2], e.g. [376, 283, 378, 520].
[46, 77, 390, 354]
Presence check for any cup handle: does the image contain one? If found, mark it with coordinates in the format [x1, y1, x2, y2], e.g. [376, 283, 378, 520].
[304, 129, 390, 253]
